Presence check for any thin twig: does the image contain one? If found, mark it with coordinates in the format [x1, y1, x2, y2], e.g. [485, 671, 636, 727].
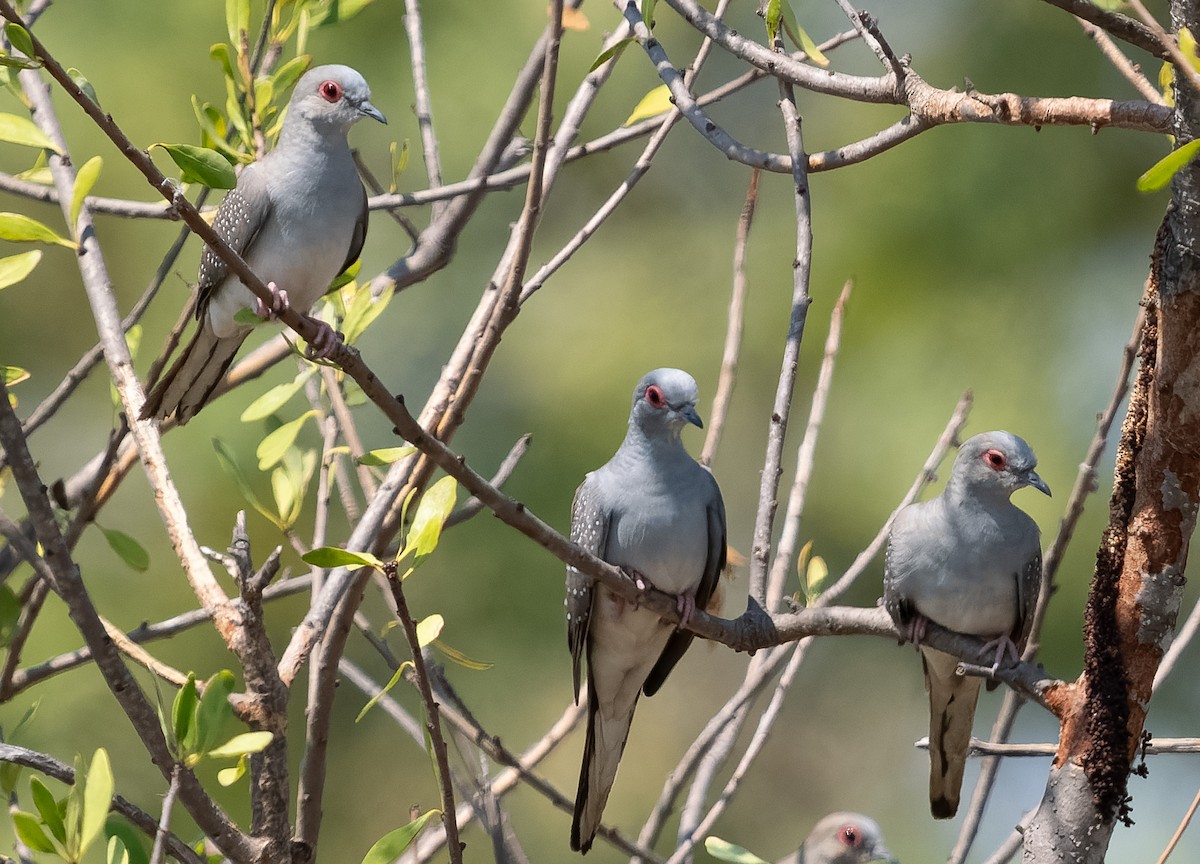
[149, 765, 182, 864]
[1076, 15, 1166, 104]
[1157, 785, 1200, 864]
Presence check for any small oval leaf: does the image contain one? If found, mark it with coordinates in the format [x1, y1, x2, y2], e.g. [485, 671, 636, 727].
[357, 445, 417, 466]
[70, 155, 102, 230]
[151, 143, 236, 189]
[255, 410, 316, 471]
[196, 670, 236, 756]
[1137, 138, 1200, 192]
[360, 809, 442, 864]
[401, 476, 458, 568]
[99, 527, 150, 572]
[0, 249, 43, 291]
[624, 84, 673, 126]
[240, 370, 314, 422]
[12, 810, 56, 853]
[206, 731, 274, 759]
[0, 212, 75, 248]
[80, 748, 114, 859]
[302, 546, 385, 570]
[703, 836, 770, 864]
[415, 614, 444, 648]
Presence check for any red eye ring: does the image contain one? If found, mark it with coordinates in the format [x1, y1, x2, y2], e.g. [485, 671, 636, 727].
[839, 825, 861, 848]
[645, 385, 666, 408]
[319, 80, 343, 103]
[983, 448, 1007, 471]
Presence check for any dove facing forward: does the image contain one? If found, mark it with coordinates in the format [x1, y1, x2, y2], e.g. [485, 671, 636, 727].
[883, 430, 1048, 819]
[142, 64, 385, 424]
[565, 368, 727, 854]
[776, 812, 898, 864]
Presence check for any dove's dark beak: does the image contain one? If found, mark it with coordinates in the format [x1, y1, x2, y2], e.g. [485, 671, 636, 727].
[680, 405, 704, 429]
[1026, 470, 1051, 497]
[359, 100, 387, 124]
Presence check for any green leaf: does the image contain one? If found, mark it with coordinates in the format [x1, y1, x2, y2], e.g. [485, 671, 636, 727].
[400, 476, 458, 569]
[0, 211, 76, 248]
[209, 43, 235, 83]
[642, 0, 657, 28]
[190, 96, 249, 163]
[226, 0, 250, 47]
[415, 614, 444, 648]
[0, 50, 40, 70]
[0, 112, 59, 152]
[342, 283, 393, 344]
[780, 5, 830, 66]
[206, 731, 274, 759]
[69, 155, 102, 230]
[589, 36, 634, 73]
[67, 68, 99, 106]
[13, 810, 57, 853]
[624, 84, 673, 126]
[271, 466, 299, 531]
[212, 438, 286, 530]
[703, 836, 769, 864]
[151, 143, 236, 189]
[314, 0, 377, 27]
[255, 409, 317, 471]
[107, 835, 131, 864]
[1, 364, 30, 385]
[355, 661, 412, 722]
[105, 815, 149, 864]
[30, 776, 65, 844]
[357, 445, 416, 466]
[270, 55, 311, 96]
[99, 527, 150, 572]
[359, 809, 441, 864]
[80, 749, 114, 859]
[172, 674, 199, 754]
[217, 756, 247, 787]
[433, 639, 493, 671]
[240, 369, 315, 422]
[302, 546, 385, 570]
[804, 554, 828, 602]
[4, 23, 35, 63]
[195, 670, 235, 757]
[1137, 138, 1200, 192]
[765, 0, 782, 44]
[0, 583, 20, 646]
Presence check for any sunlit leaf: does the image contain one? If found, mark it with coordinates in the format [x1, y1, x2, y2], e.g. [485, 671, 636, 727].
[355, 660, 412, 722]
[589, 37, 634, 73]
[2, 364, 30, 385]
[781, 7, 830, 67]
[703, 836, 769, 864]
[415, 614, 444, 648]
[0, 112, 59, 152]
[342, 283, 393, 344]
[99, 527, 150, 572]
[271, 467, 297, 530]
[256, 410, 317, 471]
[80, 748, 114, 859]
[400, 476, 457, 569]
[0, 212, 76, 248]
[13, 810, 56, 853]
[805, 554, 828, 601]
[390, 139, 409, 192]
[359, 809, 441, 864]
[226, 0, 250, 47]
[241, 370, 315, 422]
[172, 674, 199, 754]
[270, 55, 311, 95]
[108, 835, 131, 864]
[358, 445, 417, 466]
[559, 6, 589, 30]
[68, 67, 99, 105]
[206, 731, 274, 759]
[314, 0, 377, 27]
[217, 755, 246, 786]
[2, 23, 36, 66]
[624, 84, 673, 126]
[302, 546, 386, 570]
[1137, 138, 1200, 192]
[764, 0, 782, 45]
[105, 815, 149, 864]
[69, 155, 102, 230]
[433, 639, 494, 671]
[151, 143, 236, 189]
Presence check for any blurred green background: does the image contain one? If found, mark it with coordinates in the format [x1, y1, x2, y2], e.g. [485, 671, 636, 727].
[1, 0, 1197, 862]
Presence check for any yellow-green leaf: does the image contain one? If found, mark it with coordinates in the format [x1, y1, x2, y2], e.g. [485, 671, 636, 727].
[195, 670, 235, 756]
[781, 8, 830, 67]
[4, 23, 35, 62]
[0, 249, 40, 290]
[256, 410, 317, 471]
[764, 0, 782, 45]
[624, 84, 673, 126]
[359, 809, 441, 864]
[151, 143, 236, 189]
[99, 527, 150, 572]
[0, 112, 58, 152]
[1137, 138, 1200, 192]
[433, 639, 493, 671]
[270, 55, 311, 95]
[302, 546, 386, 570]
[590, 36, 634, 73]
[805, 554, 828, 601]
[173, 674, 199, 754]
[206, 731, 274, 759]
[241, 369, 315, 422]
[29, 776, 64, 844]
[217, 756, 247, 787]
[1, 364, 30, 385]
[0, 211, 75, 248]
[70, 156, 102, 230]
[212, 437, 286, 530]
[67, 68, 99, 106]
[107, 835, 131, 864]
[226, 0, 250, 47]
[400, 476, 458, 569]
[271, 467, 298, 530]
[415, 614, 444, 648]
[80, 748, 114, 860]
[355, 660, 412, 722]
[703, 836, 769, 864]
[13, 810, 56, 853]
[358, 445, 416, 466]
[0, 51, 40, 70]
[1181, 27, 1200, 74]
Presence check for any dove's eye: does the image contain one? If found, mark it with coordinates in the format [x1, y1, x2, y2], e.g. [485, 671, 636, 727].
[839, 824, 862, 847]
[319, 80, 343, 103]
[645, 385, 666, 408]
[983, 449, 1007, 471]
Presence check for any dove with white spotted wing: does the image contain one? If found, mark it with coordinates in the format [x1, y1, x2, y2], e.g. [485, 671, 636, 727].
[566, 368, 727, 854]
[142, 64, 385, 424]
[883, 430, 1048, 819]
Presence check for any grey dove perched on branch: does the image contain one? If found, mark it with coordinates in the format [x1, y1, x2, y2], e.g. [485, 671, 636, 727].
[142, 64, 386, 424]
[566, 368, 727, 854]
[775, 812, 898, 864]
[883, 430, 1048, 819]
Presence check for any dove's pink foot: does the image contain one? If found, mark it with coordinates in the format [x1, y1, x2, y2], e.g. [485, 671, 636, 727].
[254, 281, 290, 319]
[676, 590, 697, 626]
[980, 634, 1020, 674]
[304, 317, 342, 359]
